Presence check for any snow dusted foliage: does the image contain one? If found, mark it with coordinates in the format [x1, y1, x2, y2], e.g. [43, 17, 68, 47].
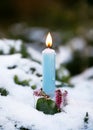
[0, 39, 93, 130]
[56, 45, 73, 68]
[0, 39, 22, 54]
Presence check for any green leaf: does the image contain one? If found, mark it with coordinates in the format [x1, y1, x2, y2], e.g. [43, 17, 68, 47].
[56, 66, 70, 83]
[14, 75, 29, 86]
[36, 98, 60, 115]
[20, 44, 30, 58]
[84, 112, 89, 124]
[0, 50, 3, 55]
[20, 80, 29, 86]
[14, 75, 19, 84]
[31, 85, 36, 90]
[19, 126, 30, 130]
[0, 88, 9, 96]
[9, 47, 16, 54]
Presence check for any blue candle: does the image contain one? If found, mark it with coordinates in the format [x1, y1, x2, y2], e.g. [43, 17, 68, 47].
[42, 33, 56, 96]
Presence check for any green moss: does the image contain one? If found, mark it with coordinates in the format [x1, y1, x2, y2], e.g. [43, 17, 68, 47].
[84, 112, 89, 124]
[20, 44, 30, 58]
[31, 85, 36, 90]
[56, 82, 74, 88]
[61, 75, 70, 83]
[0, 50, 3, 55]
[14, 75, 30, 86]
[9, 47, 16, 54]
[14, 75, 19, 84]
[7, 65, 17, 69]
[0, 88, 9, 96]
[19, 127, 30, 130]
[56, 67, 70, 83]
[30, 68, 36, 74]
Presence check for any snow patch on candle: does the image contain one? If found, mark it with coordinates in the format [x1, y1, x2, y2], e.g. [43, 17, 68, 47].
[42, 48, 56, 54]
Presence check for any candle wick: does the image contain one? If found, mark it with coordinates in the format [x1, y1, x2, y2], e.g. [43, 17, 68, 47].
[47, 45, 52, 49]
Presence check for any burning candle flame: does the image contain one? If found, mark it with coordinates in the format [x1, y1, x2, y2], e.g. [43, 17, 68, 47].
[46, 32, 52, 48]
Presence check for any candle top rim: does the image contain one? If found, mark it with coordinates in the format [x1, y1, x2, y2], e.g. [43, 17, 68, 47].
[42, 48, 55, 54]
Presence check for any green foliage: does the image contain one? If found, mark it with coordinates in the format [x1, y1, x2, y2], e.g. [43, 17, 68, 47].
[0, 50, 3, 55]
[20, 44, 30, 58]
[14, 75, 20, 84]
[56, 67, 70, 83]
[60, 75, 70, 83]
[0, 87, 9, 96]
[0, 125, 2, 129]
[84, 112, 89, 124]
[8, 65, 17, 69]
[0, 0, 93, 30]
[19, 127, 30, 130]
[56, 82, 74, 88]
[15, 124, 35, 130]
[65, 51, 88, 76]
[36, 73, 42, 77]
[30, 68, 36, 74]
[88, 56, 93, 68]
[14, 75, 30, 86]
[31, 85, 36, 90]
[9, 47, 16, 54]
[36, 98, 60, 115]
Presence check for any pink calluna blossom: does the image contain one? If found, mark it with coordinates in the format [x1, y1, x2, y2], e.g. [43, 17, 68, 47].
[55, 89, 62, 110]
[33, 89, 42, 96]
[33, 88, 49, 98]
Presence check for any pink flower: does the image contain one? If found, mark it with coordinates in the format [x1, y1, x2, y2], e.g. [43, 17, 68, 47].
[55, 89, 62, 110]
[33, 88, 50, 98]
[33, 89, 42, 96]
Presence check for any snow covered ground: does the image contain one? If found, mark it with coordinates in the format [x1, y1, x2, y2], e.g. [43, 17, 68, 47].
[0, 40, 93, 130]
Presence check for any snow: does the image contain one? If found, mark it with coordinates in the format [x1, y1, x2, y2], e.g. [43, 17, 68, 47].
[70, 67, 93, 84]
[27, 47, 42, 63]
[0, 40, 93, 130]
[56, 46, 73, 68]
[68, 37, 86, 51]
[0, 39, 22, 54]
[42, 48, 55, 54]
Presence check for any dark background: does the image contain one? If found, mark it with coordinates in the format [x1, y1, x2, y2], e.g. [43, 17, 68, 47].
[0, 0, 93, 29]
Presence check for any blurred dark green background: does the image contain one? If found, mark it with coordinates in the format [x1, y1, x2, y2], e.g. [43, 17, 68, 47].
[0, 0, 93, 77]
[0, 0, 93, 29]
